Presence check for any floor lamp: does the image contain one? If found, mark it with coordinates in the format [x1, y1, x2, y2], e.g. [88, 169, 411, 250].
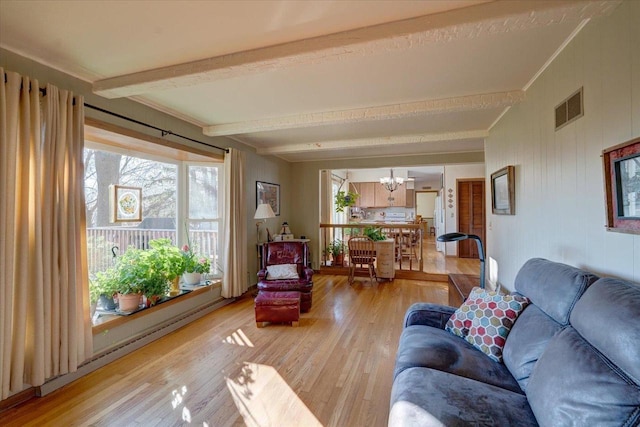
[436, 232, 485, 289]
[254, 203, 276, 243]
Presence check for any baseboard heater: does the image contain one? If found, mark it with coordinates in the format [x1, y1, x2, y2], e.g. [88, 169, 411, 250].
[38, 296, 234, 396]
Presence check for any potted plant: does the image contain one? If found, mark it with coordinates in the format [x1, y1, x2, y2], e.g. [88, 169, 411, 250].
[134, 239, 186, 306]
[92, 268, 120, 311]
[335, 190, 359, 213]
[326, 239, 345, 266]
[363, 226, 386, 241]
[113, 248, 145, 311]
[181, 242, 211, 285]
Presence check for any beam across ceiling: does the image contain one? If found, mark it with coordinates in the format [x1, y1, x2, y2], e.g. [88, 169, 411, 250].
[203, 91, 524, 137]
[92, 1, 619, 99]
[255, 130, 489, 156]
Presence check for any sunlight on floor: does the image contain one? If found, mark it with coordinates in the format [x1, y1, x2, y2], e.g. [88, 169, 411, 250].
[223, 328, 255, 347]
[226, 362, 323, 427]
[171, 385, 193, 423]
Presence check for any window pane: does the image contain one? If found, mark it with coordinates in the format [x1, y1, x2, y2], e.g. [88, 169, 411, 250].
[84, 147, 177, 277]
[188, 165, 218, 219]
[188, 220, 220, 277]
[187, 165, 221, 277]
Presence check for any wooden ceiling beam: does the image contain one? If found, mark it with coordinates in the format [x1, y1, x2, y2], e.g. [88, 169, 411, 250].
[202, 91, 523, 137]
[92, 1, 618, 99]
[256, 130, 489, 156]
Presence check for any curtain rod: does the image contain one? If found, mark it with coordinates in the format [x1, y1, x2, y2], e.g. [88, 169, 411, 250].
[83, 103, 229, 153]
[4, 75, 229, 154]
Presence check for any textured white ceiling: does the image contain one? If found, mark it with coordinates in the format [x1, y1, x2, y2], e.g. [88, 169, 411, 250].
[0, 0, 621, 161]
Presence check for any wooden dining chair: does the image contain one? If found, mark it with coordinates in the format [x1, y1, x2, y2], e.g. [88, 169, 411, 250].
[348, 236, 377, 285]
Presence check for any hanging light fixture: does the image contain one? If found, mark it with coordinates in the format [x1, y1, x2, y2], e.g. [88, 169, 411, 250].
[380, 169, 404, 193]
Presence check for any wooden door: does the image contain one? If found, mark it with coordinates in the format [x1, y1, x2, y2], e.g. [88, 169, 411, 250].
[457, 179, 485, 258]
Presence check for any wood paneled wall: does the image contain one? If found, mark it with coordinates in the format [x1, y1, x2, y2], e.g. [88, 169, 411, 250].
[485, 0, 640, 290]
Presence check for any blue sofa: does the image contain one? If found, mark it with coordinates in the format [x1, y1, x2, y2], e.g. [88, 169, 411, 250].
[389, 258, 640, 426]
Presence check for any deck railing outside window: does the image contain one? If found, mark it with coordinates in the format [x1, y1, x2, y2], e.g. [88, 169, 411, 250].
[87, 227, 219, 277]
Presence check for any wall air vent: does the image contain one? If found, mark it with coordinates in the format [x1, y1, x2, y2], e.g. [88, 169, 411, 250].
[555, 87, 583, 130]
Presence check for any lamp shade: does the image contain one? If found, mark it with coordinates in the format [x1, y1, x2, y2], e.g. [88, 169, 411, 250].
[254, 203, 276, 220]
[380, 169, 404, 193]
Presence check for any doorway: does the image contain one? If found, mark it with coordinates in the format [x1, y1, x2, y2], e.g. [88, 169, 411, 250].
[415, 191, 438, 232]
[457, 179, 485, 258]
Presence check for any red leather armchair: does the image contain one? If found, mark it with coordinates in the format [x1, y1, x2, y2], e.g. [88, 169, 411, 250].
[257, 241, 314, 312]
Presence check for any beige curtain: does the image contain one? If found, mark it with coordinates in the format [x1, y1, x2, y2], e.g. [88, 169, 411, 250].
[222, 148, 247, 298]
[0, 69, 92, 400]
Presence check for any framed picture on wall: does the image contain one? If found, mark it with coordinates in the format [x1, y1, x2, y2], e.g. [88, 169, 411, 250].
[256, 181, 280, 216]
[602, 137, 640, 234]
[491, 166, 515, 215]
[109, 185, 142, 222]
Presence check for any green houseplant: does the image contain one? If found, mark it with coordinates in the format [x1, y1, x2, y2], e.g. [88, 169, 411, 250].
[363, 226, 386, 241]
[92, 268, 120, 311]
[181, 244, 211, 274]
[180, 236, 211, 286]
[113, 238, 187, 309]
[335, 190, 359, 213]
[325, 239, 345, 266]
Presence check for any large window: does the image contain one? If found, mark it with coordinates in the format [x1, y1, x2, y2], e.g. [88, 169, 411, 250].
[84, 127, 223, 288]
[185, 163, 222, 275]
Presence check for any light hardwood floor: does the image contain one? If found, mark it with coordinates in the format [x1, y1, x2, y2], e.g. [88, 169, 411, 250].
[1, 275, 449, 427]
[420, 235, 480, 275]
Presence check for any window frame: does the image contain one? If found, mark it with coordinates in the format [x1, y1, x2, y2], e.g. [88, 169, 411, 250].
[83, 122, 225, 327]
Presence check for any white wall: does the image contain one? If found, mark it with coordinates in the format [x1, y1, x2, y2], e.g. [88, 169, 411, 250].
[443, 164, 486, 255]
[485, 0, 640, 290]
[416, 192, 437, 218]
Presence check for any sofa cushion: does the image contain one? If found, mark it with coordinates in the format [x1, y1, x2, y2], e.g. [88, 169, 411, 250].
[389, 367, 538, 427]
[446, 287, 529, 363]
[502, 305, 562, 392]
[526, 327, 640, 426]
[570, 277, 640, 384]
[394, 326, 522, 394]
[514, 258, 598, 325]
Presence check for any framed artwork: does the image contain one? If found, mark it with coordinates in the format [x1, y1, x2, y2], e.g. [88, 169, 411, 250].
[491, 166, 515, 215]
[256, 181, 280, 216]
[109, 185, 142, 222]
[602, 137, 640, 234]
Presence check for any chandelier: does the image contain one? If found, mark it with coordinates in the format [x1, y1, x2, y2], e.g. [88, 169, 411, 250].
[380, 169, 404, 193]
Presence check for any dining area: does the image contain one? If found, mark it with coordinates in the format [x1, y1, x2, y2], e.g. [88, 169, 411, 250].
[319, 222, 425, 281]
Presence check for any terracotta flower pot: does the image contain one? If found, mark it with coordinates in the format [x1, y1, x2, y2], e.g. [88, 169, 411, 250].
[118, 293, 141, 312]
[333, 253, 344, 266]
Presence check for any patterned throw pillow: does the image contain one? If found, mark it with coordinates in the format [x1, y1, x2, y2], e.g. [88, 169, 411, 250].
[446, 287, 530, 362]
[266, 264, 299, 280]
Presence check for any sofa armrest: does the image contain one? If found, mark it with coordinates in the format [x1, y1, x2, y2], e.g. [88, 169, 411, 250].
[403, 303, 457, 329]
[303, 267, 314, 282]
[258, 269, 267, 281]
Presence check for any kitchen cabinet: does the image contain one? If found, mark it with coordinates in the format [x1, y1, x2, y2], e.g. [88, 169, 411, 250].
[375, 183, 405, 207]
[355, 182, 409, 207]
[355, 182, 375, 207]
[406, 189, 414, 208]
